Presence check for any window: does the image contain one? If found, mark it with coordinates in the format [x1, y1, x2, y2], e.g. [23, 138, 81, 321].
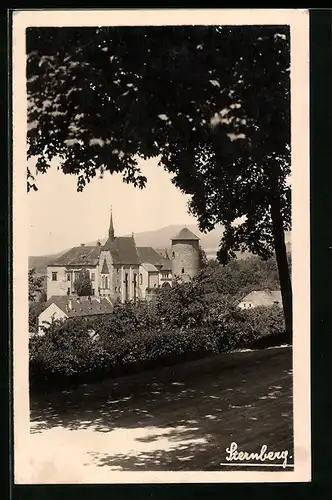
[139, 273, 143, 285]
[91, 273, 95, 281]
[67, 288, 70, 295]
[74, 271, 80, 281]
[66, 273, 71, 281]
[105, 276, 109, 289]
[172, 251, 175, 258]
[181, 268, 184, 274]
[91, 288, 95, 295]
[52, 272, 57, 281]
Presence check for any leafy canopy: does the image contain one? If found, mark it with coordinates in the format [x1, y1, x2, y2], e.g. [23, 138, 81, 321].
[27, 26, 290, 260]
[73, 269, 93, 296]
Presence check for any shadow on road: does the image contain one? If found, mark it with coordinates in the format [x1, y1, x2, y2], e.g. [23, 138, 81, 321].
[30, 347, 293, 471]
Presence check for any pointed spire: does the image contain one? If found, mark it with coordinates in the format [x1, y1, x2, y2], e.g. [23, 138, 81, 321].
[109, 206, 115, 240]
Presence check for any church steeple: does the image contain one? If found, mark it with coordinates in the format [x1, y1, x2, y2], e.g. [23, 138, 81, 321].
[108, 206, 115, 241]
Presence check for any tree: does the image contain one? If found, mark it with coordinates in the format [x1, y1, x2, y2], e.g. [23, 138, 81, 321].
[26, 26, 292, 338]
[28, 268, 45, 302]
[73, 269, 92, 296]
[199, 246, 208, 269]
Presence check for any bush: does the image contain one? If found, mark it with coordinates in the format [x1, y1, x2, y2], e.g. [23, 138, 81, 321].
[29, 300, 46, 333]
[29, 282, 287, 388]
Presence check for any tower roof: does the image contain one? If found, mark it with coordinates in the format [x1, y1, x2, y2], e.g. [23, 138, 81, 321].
[172, 227, 199, 241]
[109, 207, 115, 240]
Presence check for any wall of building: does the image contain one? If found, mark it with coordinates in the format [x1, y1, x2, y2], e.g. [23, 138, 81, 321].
[64, 266, 99, 296]
[38, 303, 68, 334]
[112, 265, 122, 302]
[159, 270, 172, 287]
[171, 240, 200, 282]
[238, 301, 254, 310]
[148, 272, 159, 289]
[46, 266, 68, 299]
[137, 266, 148, 300]
[98, 250, 113, 298]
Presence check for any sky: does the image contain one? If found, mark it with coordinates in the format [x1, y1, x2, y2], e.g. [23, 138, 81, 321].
[28, 157, 197, 256]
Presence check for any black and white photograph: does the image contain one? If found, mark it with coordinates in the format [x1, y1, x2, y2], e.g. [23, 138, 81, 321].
[12, 9, 310, 483]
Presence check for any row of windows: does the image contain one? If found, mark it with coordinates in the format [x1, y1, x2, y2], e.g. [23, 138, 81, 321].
[51, 271, 173, 283]
[52, 271, 96, 282]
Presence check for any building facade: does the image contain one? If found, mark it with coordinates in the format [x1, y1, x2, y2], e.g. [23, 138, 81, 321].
[46, 212, 200, 302]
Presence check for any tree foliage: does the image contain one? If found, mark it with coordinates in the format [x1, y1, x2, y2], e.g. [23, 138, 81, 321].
[197, 255, 284, 302]
[28, 268, 45, 302]
[27, 26, 292, 334]
[27, 26, 290, 251]
[73, 269, 93, 296]
[29, 280, 287, 387]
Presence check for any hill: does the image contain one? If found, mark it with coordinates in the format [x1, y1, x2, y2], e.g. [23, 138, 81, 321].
[29, 252, 65, 276]
[29, 224, 291, 274]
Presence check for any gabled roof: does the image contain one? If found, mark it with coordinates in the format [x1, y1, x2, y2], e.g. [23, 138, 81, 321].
[137, 246, 172, 272]
[172, 227, 199, 241]
[141, 262, 159, 273]
[49, 246, 102, 267]
[103, 236, 140, 265]
[240, 290, 282, 307]
[161, 260, 172, 271]
[101, 259, 109, 274]
[137, 247, 165, 266]
[44, 295, 114, 317]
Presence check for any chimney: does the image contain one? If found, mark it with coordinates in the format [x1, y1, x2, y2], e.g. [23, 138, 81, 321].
[97, 240, 101, 246]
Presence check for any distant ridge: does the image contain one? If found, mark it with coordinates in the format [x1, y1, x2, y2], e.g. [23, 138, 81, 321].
[29, 224, 291, 275]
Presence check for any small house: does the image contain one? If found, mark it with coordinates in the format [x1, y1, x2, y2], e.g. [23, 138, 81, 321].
[38, 295, 114, 334]
[238, 290, 282, 309]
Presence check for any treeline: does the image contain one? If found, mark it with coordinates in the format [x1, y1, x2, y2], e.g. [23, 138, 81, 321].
[198, 254, 290, 302]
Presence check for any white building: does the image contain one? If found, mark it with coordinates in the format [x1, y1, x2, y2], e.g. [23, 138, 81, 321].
[238, 290, 282, 309]
[38, 295, 114, 334]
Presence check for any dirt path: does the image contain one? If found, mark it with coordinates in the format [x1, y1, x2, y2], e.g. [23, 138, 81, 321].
[28, 346, 293, 481]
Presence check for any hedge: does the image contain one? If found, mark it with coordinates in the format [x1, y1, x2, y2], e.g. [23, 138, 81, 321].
[29, 298, 286, 389]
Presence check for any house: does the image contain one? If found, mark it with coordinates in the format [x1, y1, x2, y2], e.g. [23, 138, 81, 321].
[45, 209, 200, 302]
[238, 290, 282, 309]
[38, 295, 114, 334]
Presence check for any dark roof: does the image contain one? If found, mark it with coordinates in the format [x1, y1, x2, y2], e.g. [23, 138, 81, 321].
[137, 246, 172, 272]
[49, 246, 102, 266]
[161, 259, 172, 271]
[137, 247, 165, 266]
[103, 236, 139, 265]
[172, 227, 199, 241]
[155, 248, 172, 260]
[45, 295, 114, 317]
[141, 262, 159, 272]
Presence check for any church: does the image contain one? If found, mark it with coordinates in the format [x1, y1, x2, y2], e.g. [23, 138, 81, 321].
[46, 210, 201, 303]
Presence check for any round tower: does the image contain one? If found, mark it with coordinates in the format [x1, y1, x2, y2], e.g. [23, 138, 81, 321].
[171, 227, 200, 283]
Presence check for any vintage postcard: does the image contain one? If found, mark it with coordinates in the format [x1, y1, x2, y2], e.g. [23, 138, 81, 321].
[12, 9, 310, 483]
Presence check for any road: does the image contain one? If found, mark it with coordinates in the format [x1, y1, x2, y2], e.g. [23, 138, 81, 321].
[28, 346, 293, 481]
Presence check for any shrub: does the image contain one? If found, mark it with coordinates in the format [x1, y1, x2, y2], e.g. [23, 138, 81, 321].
[29, 283, 287, 387]
[29, 300, 46, 333]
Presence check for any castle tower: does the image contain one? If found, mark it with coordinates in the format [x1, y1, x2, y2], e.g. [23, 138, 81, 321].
[171, 227, 200, 283]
